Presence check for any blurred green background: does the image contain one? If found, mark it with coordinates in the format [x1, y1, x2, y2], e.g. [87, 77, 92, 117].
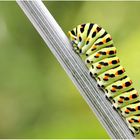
[0, 1, 140, 139]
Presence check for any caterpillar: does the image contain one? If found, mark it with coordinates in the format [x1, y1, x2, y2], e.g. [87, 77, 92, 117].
[68, 23, 140, 136]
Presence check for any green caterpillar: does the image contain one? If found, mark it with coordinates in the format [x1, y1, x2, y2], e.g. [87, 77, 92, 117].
[68, 23, 140, 136]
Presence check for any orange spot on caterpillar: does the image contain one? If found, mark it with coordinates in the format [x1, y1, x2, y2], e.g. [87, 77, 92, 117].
[122, 83, 125, 88]
[130, 95, 133, 100]
[95, 53, 100, 58]
[106, 51, 109, 55]
[92, 45, 96, 49]
[96, 64, 102, 69]
[109, 61, 112, 65]
[102, 39, 106, 43]
[128, 119, 133, 123]
[125, 109, 130, 113]
[111, 87, 116, 92]
[115, 72, 118, 76]
[91, 45, 97, 51]
[130, 80, 132, 84]
[122, 68, 125, 72]
[135, 106, 139, 111]
[118, 98, 123, 103]
[103, 76, 109, 81]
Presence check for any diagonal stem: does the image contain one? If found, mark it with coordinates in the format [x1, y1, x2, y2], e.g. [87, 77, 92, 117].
[16, 0, 135, 139]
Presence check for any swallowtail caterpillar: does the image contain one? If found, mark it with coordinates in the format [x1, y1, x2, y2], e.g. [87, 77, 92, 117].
[68, 23, 140, 136]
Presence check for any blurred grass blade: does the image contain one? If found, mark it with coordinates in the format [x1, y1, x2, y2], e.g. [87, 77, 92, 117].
[16, 0, 135, 139]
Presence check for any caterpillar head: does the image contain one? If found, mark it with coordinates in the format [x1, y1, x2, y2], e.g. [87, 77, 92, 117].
[68, 31, 79, 53]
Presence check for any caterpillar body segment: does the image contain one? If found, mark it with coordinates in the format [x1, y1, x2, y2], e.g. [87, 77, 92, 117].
[105, 76, 133, 98]
[68, 23, 140, 136]
[127, 116, 140, 127]
[126, 119, 140, 135]
[81, 26, 106, 54]
[85, 47, 117, 64]
[86, 34, 113, 56]
[113, 89, 139, 109]
[97, 65, 126, 88]
[89, 56, 120, 78]
[126, 115, 140, 135]
[121, 102, 140, 118]
[77, 23, 90, 50]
